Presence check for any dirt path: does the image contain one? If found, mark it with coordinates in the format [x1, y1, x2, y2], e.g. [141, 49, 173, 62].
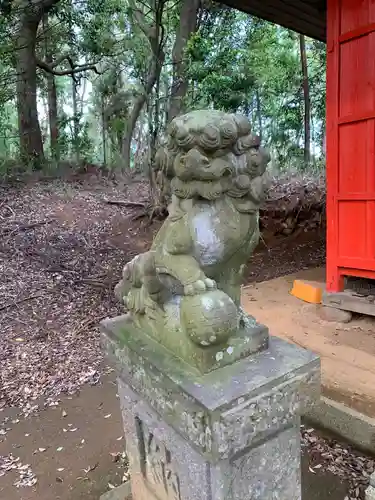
[242, 268, 375, 418]
[0, 370, 125, 500]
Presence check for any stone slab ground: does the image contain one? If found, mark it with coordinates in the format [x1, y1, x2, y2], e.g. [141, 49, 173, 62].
[242, 267, 375, 448]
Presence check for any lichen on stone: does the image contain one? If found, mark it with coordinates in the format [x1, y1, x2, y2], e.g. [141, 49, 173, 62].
[115, 110, 270, 365]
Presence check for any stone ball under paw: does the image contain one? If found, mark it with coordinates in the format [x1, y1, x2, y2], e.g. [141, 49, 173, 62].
[180, 290, 238, 347]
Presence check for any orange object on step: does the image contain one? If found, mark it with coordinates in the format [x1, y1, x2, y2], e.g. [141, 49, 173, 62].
[290, 279, 323, 304]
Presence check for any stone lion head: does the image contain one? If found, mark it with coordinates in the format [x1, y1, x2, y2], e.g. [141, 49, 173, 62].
[155, 110, 270, 203]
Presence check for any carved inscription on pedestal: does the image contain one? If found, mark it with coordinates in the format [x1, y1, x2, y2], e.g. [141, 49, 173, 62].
[137, 418, 181, 500]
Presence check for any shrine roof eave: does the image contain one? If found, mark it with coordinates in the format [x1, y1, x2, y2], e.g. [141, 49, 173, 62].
[222, 0, 326, 41]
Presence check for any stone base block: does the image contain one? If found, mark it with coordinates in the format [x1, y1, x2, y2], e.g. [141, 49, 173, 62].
[366, 485, 375, 500]
[101, 317, 320, 500]
[366, 473, 375, 500]
[120, 381, 305, 500]
[317, 305, 353, 323]
[323, 290, 375, 317]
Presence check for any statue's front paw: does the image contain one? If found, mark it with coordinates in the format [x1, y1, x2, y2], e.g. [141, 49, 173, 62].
[184, 278, 217, 296]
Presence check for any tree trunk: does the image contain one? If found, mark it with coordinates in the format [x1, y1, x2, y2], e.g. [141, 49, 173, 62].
[122, 96, 146, 170]
[167, 0, 200, 123]
[122, 1, 166, 170]
[15, 0, 60, 167]
[47, 71, 58, 159]
[255, 88, 262, 141]
[71, 77, 80, 162]
[101, 95, 107, 167]
[299, 34, 311, 167]
[16, 18, 44, 167]
[163, 73, 170, 129]
[115, 130, 123, 155]
[147, 98, 157, 201]
[150, 77, 160, 164]
[79, 77, 87, 117]
[43, 14, 59, 160]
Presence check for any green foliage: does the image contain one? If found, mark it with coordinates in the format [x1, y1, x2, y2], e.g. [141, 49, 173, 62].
[186, 10, 256, 112]
[0, 0, 326, 173]
[185, 11, 325, 169]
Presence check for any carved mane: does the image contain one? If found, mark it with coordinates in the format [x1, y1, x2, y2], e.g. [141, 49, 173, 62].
[155, 110, 268, 206]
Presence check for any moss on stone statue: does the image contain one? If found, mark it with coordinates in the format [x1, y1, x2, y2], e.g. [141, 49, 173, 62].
[114, 110, 270, 372]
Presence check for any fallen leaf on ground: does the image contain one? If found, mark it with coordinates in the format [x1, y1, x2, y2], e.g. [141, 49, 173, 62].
[83, 463, 98, 474]
[1, 454, 38, 487]
[110, 452, 121, 462]
[302, 427, 374, 498]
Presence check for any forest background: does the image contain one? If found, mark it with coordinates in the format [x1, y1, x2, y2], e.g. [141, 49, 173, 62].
[0, 0, 326, 182]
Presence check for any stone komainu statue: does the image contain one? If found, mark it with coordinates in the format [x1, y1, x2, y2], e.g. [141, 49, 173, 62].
[115, 110, 270, 366]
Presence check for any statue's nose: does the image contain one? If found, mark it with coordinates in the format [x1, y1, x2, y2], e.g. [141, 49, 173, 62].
[186, 148, 205, 165]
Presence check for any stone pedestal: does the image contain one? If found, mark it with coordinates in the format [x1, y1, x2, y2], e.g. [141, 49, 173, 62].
[366, 472, 375, 500]
[101, 315, 320, 500]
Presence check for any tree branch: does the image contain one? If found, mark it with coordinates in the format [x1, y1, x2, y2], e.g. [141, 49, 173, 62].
[8, 0, 61, 21]
[36, 57, 102, 76]
[128, 0, 154, 39]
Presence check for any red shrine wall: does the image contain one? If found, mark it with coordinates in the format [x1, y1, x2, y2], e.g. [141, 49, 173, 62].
[326, 0, 375, 291]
